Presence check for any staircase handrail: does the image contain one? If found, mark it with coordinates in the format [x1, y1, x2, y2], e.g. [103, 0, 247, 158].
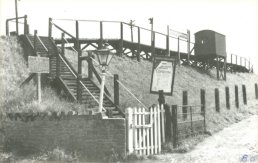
[79, 81, 106, 112]
[50, 21, 76, 40]
[116, 79, 148, 109]
[36, 35, 49, 53]
[58, 54, 78, 78]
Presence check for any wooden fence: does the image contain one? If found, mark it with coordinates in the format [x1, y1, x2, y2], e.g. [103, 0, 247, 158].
[126, 105, 165, 155]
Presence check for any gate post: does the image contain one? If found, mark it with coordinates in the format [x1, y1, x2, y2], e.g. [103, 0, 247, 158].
[125, 108, 133, 154]
[164, 104, 172, 142]
[255, 83, 258, 100]
[200, 89, 206, 114]
[172, 105, 178, 148]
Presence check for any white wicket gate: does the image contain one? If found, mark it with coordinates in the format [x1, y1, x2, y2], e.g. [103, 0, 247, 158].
[126, 105, 165, 155]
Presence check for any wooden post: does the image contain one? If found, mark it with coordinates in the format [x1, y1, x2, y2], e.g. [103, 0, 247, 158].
[187, 30, 190, 65]
[99, 21, 103, 48]
[224, 57, 227, 80]
[242, 85, 247, 105]
[182, 91, 188, 120]
[24, 15, 27, 34]
[126, 108, 133, 154]
[164, 105, 172, 142]
[151, 32, 155, 60]
[215, 88, 220, 112]
[88, 52, 93, 79]
[235, 85, 239, 108]
[216, 56, 220, 80]
[15, 0, 19, 35]
[34, 30, 41, 103]
[190, 106, 193, 134]
[177, 37, 180, 66]
[114, 74, 119, 108]
[6, 20, 9, 36]
[119, 22, 124, 56]
[158, 90, 165, 108]
[200, 89, 206, 114]
[137, 27, 140, 62]
[225, 86, 230, 109]
[172, 105, 178, 148]
[48, 18, 52, 38]
[255, 83, 258, 100]
[166, 25, 170, 56]
[76, 20, 82, 103]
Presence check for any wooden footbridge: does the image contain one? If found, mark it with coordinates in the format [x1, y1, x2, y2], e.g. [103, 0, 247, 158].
[6, 15, 254, 117]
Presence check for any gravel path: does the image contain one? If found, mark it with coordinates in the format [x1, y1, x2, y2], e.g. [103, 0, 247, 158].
[156, 115, 258, 163]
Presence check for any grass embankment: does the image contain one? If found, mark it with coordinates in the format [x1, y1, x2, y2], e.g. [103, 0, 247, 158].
[0, 36, 257, 161]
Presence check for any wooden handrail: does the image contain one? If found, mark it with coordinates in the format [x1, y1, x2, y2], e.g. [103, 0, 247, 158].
[51, 22, 76, 39]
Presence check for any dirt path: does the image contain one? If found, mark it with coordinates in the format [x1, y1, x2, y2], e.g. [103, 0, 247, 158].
[155, 115, 258, 163]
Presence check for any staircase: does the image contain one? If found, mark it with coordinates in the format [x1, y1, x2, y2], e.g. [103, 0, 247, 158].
[21, 34, 123, 117]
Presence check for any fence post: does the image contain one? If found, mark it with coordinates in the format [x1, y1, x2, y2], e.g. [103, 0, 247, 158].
[215, 88, 220, 112]
[242, 85, 247, 105]
[172, 105, 178, 148]
[190, 106, 193, 134]
[137, 27, 141, 62]
[182, 91, 188, 120]
[225, 86, 230, 109]
[230, 54, 233, 73]
[255, 83, 258, 100]
[48, 17, 52, 38]
[235, 85, 239, 108]
[200, 89, 206, 114]
[114, 74, 119, 108]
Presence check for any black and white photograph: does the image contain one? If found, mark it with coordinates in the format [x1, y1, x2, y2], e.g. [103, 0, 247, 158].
[0, 0, 257, 162]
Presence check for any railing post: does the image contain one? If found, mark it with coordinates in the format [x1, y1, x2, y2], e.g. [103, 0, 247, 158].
[215, 88, 220, 112]
[151, 32, 155, 60]
[119, 22, 124, 56]
[255, 83, 258, 100]
[24, 15, 27, 34]
[225, 86, 230, 109]
[137, 27, 140, 62]
[48, 18, 52, 38]
[6, 20, 9, 36]
[200, 89, 206, 114]
[187, 29, 190, 65]
[172, 105, 178, 148]
[114, 74, 119, 108]
[182, 91, 188, 120]
[190, 106, 193, 134]
[166, 25, 170, 56]
[230, 54, 233, 73]
[235, 85, 239, 108]
[99, 21, 103, 48]
[88, 52, 93, 79]
[76, 20, 82, 103]
[242, 85, 247, 105]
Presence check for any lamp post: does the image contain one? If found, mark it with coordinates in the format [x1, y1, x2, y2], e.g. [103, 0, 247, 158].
[149, 17, 153, 42]
[130, 20, 135, 42]
[95, 45, 114, 112]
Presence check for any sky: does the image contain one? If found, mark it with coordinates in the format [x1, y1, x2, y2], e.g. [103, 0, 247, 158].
[0, 0, 257, 72]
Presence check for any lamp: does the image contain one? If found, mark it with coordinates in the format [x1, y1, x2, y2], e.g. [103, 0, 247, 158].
[95, 45, 113, 113]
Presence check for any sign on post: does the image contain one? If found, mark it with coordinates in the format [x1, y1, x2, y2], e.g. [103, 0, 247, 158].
[28, 56, 50, 73]
[28, 56, 50, 103]
[150, 56, 177, 96]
